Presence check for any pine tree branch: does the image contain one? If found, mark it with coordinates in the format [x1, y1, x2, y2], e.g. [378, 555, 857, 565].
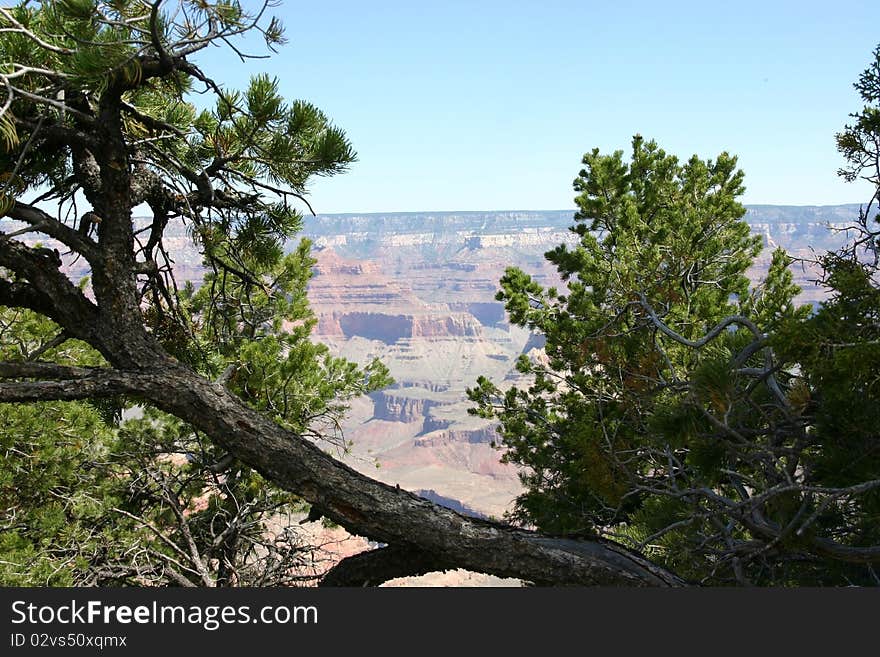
[0, 361, 100, 380]
[637, 292, 789, 408]
[0, 8, 75, 55]
[637, 292, 763, 346]
[25, 331, 70, 361]
[0, 239, 102, 342]
[0, 279, 57, 321]
[121, 100, 185, 137]
[6, 202, 99, 261]
[0, 366, 151, 402]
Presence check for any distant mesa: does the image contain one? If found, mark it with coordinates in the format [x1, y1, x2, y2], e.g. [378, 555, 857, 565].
[317, 311, 484, 344]
[372, 391, 441, 423]
[413, 426, 498, 447]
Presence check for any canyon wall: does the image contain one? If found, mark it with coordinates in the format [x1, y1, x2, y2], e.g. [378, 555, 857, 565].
[0, 205, 862, 519]
[300, 206, 860, 518]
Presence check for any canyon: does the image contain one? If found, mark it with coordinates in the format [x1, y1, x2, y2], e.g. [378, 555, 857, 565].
[0, 205, 860, 526]
[298, 206, 857, 522]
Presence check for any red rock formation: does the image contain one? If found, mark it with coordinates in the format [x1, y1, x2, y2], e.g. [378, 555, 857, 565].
[413, 426, 498, 447]
[372, 391, 439, 423]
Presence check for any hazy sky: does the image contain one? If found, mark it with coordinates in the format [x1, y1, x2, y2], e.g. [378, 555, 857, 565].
[200, 1, 880, 213]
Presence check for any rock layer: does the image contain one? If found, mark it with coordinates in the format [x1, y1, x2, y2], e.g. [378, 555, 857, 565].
[301, 206, 861, 518]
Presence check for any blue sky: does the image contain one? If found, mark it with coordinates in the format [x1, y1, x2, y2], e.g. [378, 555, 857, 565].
[201, 1, 880, 213]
